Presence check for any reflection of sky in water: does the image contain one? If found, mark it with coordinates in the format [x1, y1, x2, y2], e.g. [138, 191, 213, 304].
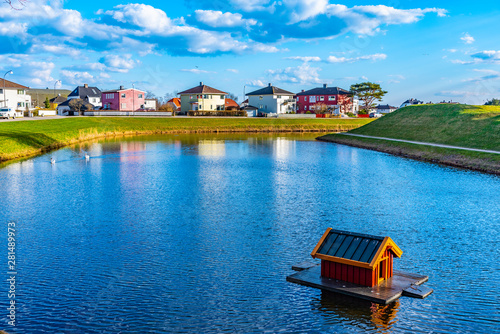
[0, 133, 498, 333]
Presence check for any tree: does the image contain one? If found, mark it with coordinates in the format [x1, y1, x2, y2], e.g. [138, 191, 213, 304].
[337, 94, 354, 115]
[227, 93, 239, 102]
[44, 97, 50, 109]
[4, 0, 28, 10]
[485, 98, 500, 105]
[350, 82, 387, 112]
[69, 99, 93, 113]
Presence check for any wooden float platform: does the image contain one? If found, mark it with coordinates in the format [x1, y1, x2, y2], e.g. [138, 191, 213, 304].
[287, 264, 432, 304]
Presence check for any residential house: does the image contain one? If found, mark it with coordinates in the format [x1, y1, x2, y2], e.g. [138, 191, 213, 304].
[178, 82, 227, 113]
[57, 99, 94, 116]
[225, 98, 239, 111]
[296, 84, 353, 114]
[400, 98, 423, 108]
[374, 104, 398, 114]
[101, 86, 146, 111]
[0, 79, 32, 111]
[67, 84, 102, 108]
[49, 95, 67, 109]
[166, 98, 181, 111]
[144, 99, 157, 110]
[246, 83, 296, 116]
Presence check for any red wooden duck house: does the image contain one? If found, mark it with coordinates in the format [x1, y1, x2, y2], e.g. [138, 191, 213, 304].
[311, 228, 402, 287]
[287, 228, 433, 304]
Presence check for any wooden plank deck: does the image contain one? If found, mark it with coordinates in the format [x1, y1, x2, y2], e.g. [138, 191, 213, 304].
[287, 266, 430, 304]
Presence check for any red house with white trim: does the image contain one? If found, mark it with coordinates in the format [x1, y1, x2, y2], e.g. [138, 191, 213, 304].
[296, 84, 353, 114]
[101, 86, 146, 111]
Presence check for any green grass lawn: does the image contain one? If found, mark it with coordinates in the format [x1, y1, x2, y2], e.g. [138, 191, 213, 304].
[0, 117, 372, 162]
[350, 104, 500, 150]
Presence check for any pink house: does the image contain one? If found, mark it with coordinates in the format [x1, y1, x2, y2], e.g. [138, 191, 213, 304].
[101, 86, 146, 111]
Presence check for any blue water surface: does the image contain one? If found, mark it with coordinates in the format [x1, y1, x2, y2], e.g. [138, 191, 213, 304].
[0, 133, 498, 333]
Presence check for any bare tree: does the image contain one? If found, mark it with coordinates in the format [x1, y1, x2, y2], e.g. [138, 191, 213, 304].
[69, 99, 92, 114]
[4, 0, 29, 10]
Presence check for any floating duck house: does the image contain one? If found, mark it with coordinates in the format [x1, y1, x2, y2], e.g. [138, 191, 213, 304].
[311, 228, 403, 287]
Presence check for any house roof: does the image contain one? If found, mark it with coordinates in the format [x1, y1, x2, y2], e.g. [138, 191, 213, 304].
[376, 104, 397, 109]
[225, 98, 239, 108]
[178, 82, 227, 95]
[0, 79, 28, 89]
[246, 84, 294, 96]
[296, 86, 351, 96]
[402, 98, 423, 105]
[311, 228, 402, 269]
[101, 87, 146, 94]
[49, 96, 67, 104]
[68, 85, 102, 98]
[243, 105, 259, 110]
[167, 98, 181, 107]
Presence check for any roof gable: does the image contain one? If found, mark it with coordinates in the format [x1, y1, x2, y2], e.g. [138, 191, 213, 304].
[178, 84, 227, 95]
[0, 79, 28, 89]
[311, 228, 402, 269]
[68, 86, 101, 98]
[246, 85, 294, 96]
[296, 87, 351, 96]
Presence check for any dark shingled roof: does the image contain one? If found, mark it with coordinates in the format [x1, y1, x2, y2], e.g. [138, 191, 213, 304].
[50, 96, 67, 104]
[376, 104, 397, 109]
[178, 84, 227, 95]
[68, 85, 102, 99]
[0, 79, 28, 89]
[246, 84, 294, 96]
[296, 86, 351, 96]
[315, 229, 385, 264]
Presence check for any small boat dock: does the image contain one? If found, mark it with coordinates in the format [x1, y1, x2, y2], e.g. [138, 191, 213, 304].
[287, 262, 433, 304]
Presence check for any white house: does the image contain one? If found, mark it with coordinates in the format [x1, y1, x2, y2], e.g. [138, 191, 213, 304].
[246, 83, 296, 116]
[374, 104, 398, 114]
[67, 84, 102, 108]
[400, 98, 423, 108]
[0, 79, 32, 112]
[144, 99, 157, 110]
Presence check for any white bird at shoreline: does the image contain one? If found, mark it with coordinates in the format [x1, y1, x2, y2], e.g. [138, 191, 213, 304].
[85, 153, 90, 161]
[51, 158, 55, 164]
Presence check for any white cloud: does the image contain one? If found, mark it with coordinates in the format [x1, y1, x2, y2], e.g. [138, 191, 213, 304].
[327, 53, 387, 63]
[226, 69, 239, 73]
[60, 70, 95, 86]
[231, 0, 276, 12]
[100, 54, 138, 73]
[285, 0, 329, 24]
[106, 4, 172, 34]
[0, 22, 28, 36]
[29, 61, 55, 85]
[471, 50, 500, 63]
[31, 44, 80, 57]
[246, 80, 266, 87]
[180, 69, 217, 74]
[195, 10, 257, 28]
[285, 56, 322, 62]
[266, 63, 325, 84]
[461, 33, 475, 44]
[326, 5, 447, 35]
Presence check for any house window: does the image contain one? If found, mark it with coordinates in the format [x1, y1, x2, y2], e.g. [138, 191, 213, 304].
[121, 93, 126, 98]
[320, 96, 324, 101]
[220, 95, 224, 99]
[190, 95, 194, 99]
[17, 89, 24, 95]
[0, 89, 3, 94]
[329, 96, 336, 101]
[121, 103, 126, 109]
[138, 94, 143, 98]
[203, 95, 208, 99]
[278, 95, 282, 99]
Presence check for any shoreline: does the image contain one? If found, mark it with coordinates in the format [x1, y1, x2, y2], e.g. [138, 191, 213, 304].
[0, 117, 371, 164]
[317, 134, 500, 175]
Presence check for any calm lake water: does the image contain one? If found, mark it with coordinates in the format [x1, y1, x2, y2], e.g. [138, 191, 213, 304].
[0, 133, 499, 333]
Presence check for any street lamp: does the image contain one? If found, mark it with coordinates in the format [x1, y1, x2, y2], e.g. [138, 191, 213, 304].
[3, 70, 13, 108]
[132, 83, 135, 111]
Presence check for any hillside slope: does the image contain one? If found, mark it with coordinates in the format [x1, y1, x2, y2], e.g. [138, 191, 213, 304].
[350, 104, 500, 150]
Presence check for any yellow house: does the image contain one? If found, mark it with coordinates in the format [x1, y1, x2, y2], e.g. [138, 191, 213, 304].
[178, 82, 227, 113]
[49, 95, 67, 109]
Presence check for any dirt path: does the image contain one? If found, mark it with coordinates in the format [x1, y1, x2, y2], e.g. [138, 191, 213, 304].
[342, 133, 500, 155]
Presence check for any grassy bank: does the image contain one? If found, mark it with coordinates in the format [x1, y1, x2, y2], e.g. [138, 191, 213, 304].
[318, 104, 500, 174]
[0, 117, 372, 162]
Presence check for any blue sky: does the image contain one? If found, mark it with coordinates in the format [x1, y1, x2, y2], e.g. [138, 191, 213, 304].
[1, 0, 500, 105]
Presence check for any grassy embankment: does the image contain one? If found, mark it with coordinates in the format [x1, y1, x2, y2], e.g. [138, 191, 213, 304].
[0, 117, 372, 162]
[318, 104, 500, 174]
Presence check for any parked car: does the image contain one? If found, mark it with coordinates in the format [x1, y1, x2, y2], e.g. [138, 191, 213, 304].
[0, 108, 16, 119]
[369, 113, 382, 118]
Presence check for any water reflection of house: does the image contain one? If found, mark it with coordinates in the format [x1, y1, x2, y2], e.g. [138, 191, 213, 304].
[198, 140, 226, 157]
[313, 291, 400, 333]
[120, 142, 148, 162]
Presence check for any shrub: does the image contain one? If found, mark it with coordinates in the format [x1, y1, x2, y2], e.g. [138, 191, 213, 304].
[187, 110, 246, 117]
